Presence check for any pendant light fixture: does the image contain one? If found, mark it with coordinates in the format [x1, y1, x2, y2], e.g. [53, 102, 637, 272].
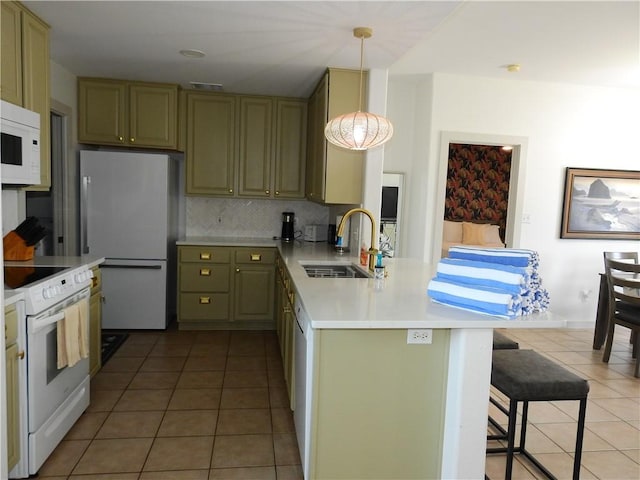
[324, 27, 394, 151]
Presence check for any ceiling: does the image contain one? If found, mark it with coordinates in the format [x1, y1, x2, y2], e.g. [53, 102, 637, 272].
[24, 1, 640, 98]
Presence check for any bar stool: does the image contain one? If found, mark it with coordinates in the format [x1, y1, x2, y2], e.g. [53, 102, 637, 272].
[487, 349, 589, 480]
[488, 331, 520, 441]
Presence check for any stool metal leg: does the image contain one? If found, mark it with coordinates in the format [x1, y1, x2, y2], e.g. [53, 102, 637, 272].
[572, 398, 587, 480]
[519, 401, 529, 451]
[505, 399, 518, 480]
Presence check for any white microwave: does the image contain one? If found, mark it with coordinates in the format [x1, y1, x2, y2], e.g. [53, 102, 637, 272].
[1, 99, 40, 185]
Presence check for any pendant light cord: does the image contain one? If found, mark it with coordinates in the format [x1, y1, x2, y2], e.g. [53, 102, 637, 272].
[358, 33, 364, 113]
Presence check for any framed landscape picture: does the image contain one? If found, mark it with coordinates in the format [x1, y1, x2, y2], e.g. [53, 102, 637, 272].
[561, 168, 640, 240]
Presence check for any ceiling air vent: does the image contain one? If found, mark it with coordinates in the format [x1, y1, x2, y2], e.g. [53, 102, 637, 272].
[190, 82, 223, 91]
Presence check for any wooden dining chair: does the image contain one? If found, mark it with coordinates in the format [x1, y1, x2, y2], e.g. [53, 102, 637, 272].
[602, 258, 640, 377]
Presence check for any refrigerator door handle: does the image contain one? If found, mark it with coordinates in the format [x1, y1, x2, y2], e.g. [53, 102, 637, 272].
[101, 264, 163, 270]
[81, 175, 91, 254]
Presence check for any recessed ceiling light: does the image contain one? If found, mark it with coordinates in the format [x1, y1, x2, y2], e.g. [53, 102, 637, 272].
[506, 64, 521, 73]
[180, 49, 205, 58]
[190, 81, 224, 91]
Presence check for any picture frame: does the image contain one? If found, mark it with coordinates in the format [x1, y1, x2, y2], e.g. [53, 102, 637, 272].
[561, 167, 640, 240]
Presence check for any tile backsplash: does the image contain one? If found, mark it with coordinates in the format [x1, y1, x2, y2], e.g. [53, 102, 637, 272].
[186, 197, 331, 239]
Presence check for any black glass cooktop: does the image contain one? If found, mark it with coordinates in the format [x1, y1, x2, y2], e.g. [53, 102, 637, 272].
[4, 266, 68, 289]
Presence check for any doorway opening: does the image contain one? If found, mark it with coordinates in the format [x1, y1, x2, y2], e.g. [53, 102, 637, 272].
[25, 106, 69, 256]
[444, 143, 512, 242]
[433, 132, 528, 264]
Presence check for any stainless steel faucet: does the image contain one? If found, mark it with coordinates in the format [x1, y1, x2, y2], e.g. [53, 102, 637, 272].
[336, 208, 378, 271]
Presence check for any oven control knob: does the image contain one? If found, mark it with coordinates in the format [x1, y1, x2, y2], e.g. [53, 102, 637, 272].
[75, 270, 91, 283]
[43, 286, 54, 299]
[54, 285, 63, 295]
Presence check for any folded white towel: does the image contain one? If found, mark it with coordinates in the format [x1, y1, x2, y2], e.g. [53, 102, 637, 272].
[57, 298, 89, 369]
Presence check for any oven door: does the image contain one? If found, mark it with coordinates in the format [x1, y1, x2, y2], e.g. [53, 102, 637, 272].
[26, 288, 91, 432]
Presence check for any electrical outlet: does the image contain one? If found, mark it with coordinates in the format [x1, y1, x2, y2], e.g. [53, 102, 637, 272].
[407, 329, 432, 344]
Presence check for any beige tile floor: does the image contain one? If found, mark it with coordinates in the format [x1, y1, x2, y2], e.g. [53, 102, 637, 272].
[35, 326, 638, 480]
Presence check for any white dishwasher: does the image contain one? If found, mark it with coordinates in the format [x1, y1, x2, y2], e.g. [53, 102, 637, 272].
[294, 297, 313, 478]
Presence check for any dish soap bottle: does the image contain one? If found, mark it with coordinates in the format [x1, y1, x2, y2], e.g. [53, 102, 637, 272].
[374, 252, 385, 279]
[360, 243, 368, 267]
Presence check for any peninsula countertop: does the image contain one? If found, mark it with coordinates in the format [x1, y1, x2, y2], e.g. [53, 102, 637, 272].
[177, 236, 564, 330]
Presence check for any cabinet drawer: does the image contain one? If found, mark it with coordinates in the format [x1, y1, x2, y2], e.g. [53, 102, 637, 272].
[180, 264, 230, 292]
[90, 267, 102, 295]
[4, 304, 18, 345]
[179, 293, 230, 320]
[234, 247, 276, 265]
[179, 246, 231, 263]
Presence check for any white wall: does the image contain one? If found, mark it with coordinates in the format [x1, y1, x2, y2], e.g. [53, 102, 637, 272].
[386, 72, 640, 326]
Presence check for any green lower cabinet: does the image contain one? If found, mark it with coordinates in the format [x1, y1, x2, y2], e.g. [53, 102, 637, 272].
[309, 329, 450, 479]
[5, 303, 21, 472]
[233, 265, 275, 323]
[179, 293, 231, 321]
[177, 245, 275, 329]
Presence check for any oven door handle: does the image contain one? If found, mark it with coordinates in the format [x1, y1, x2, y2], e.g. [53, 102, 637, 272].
[30, 311, 66, 335]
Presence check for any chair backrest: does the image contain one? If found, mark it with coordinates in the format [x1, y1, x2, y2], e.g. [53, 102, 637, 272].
[603, 258, 640, 309]
[603, 251, 638, 263]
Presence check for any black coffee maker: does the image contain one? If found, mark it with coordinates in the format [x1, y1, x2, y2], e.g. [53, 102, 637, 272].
[281, 212, 295, 242]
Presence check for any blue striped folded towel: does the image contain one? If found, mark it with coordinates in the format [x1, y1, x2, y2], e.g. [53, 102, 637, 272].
[436, 258, 530, 295]
[448, 246, 540, 269]
[427, 278, 522, 319]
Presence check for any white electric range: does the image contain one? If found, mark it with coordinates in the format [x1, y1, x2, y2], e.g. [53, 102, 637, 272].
[4, 256, 103, 478]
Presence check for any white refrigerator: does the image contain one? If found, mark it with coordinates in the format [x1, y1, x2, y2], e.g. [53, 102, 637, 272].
[80, 150, 184, 329]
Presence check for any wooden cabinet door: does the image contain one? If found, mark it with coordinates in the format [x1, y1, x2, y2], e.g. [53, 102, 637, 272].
[186, 93, 237, 195]
[233, 265, 275, 323]
[78, 78, 127, 145]
[89, 291, 102, 377]
[129, 83, 178, 148]
[5, 303, 20, 472]
[238, 96, 273, 197]
[89, 267, 102, 377]
[20, 7, 51, 189]
[324, 69, 364, 204]
[0, 1, 23, 104]
[306, 74, 327, 203]
[305, 69, 365, 205]
[274, 99, 307, 198]
[6, 342, 20, 471]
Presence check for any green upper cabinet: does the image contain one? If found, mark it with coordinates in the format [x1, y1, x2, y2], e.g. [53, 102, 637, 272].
[186, 92, 237, 196]
[1, 1, 51, 189]
[274, 98, 307, 199]
[185, 91, 307, 199]
[1, 1, 23, 105]
[78, 77, 179, 149]
[306, 68, 365, 205]
[238, 96, 273, 197]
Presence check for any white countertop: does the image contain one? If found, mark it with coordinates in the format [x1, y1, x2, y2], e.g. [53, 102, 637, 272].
[4, 289, 24, 306]
[178, 237, 565, 330]
[177, 236, 279, 247]
[4, 255, 105, 270]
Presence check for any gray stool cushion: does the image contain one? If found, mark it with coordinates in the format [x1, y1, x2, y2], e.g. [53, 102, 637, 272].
[493, 331, 519, 350]
[492, 349, 589, 401]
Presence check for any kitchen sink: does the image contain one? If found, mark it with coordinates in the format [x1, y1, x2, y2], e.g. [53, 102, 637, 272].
[302, 263, 370, 279]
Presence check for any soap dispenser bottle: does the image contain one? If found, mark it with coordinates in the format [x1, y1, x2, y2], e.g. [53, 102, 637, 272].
[374, 252, 385, 279]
